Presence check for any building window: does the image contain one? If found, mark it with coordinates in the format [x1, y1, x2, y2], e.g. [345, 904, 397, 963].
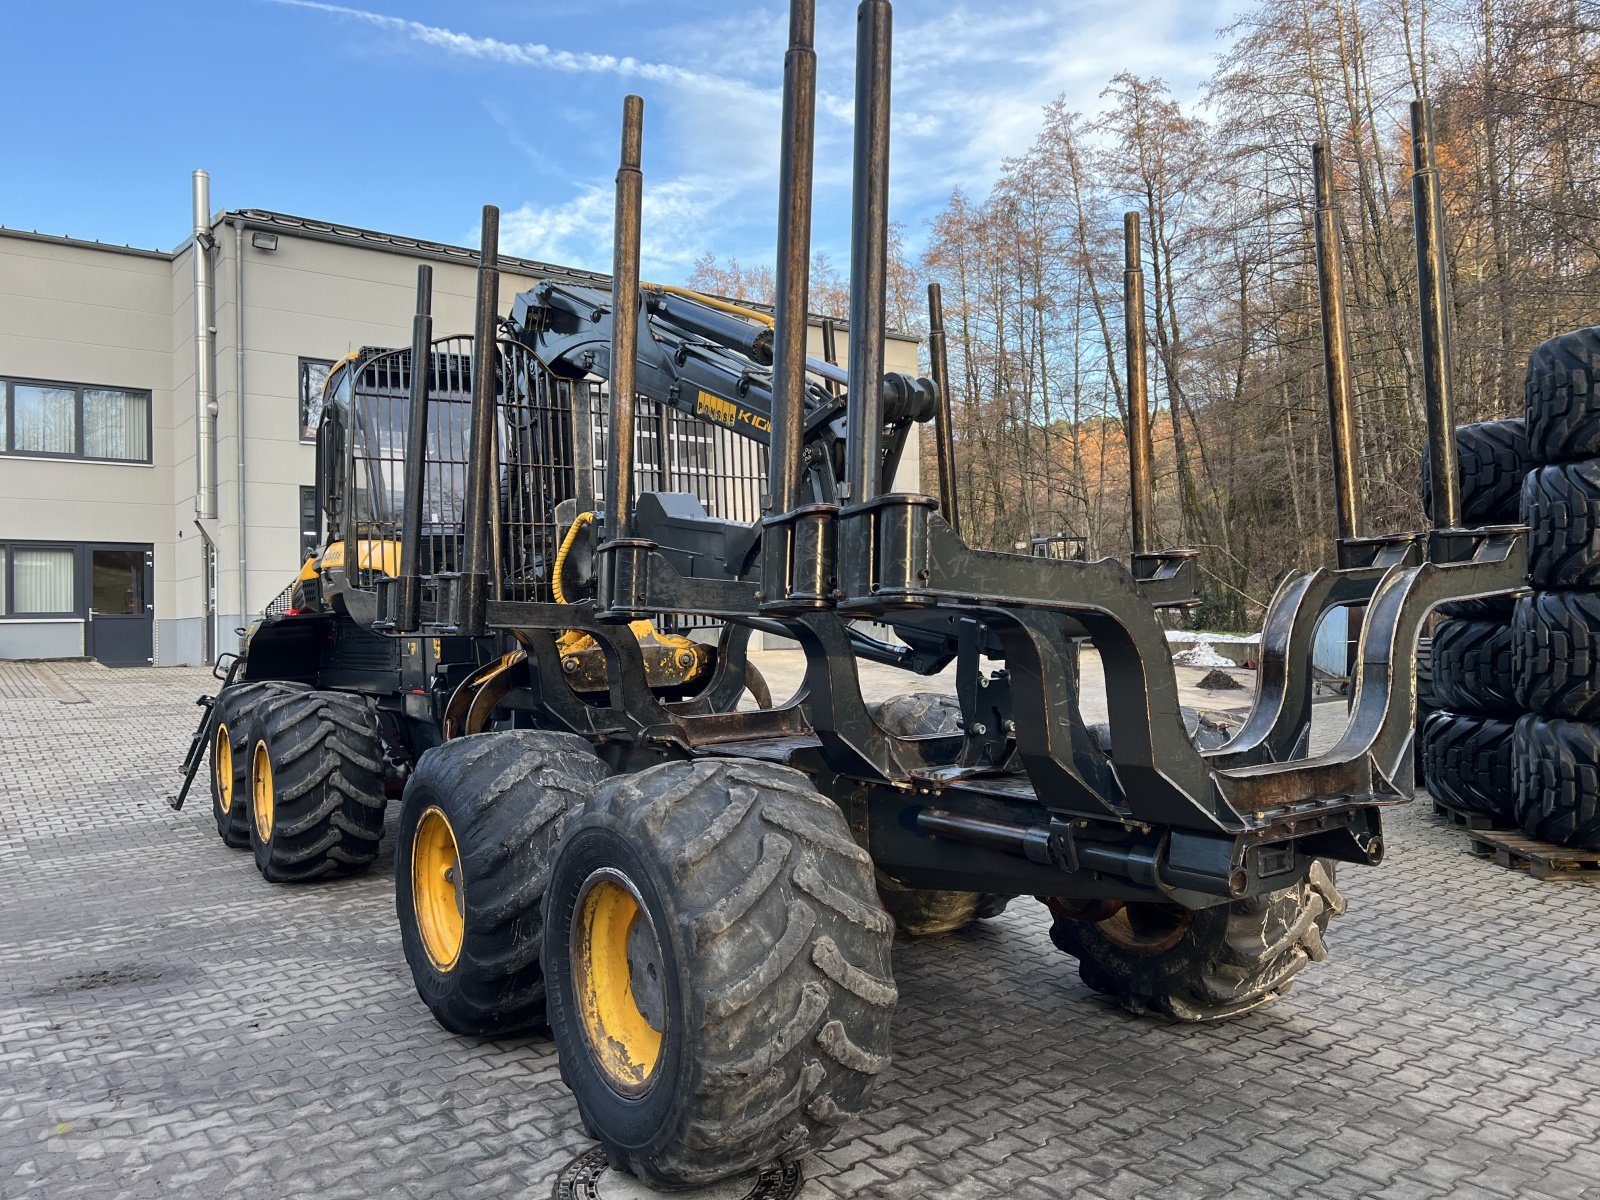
[2, 377, 151, 463]
[300, 358, 334, 443]
[84, 389, 152, 461]
[10, 545, 76, 615]
[299, 486, 321, 564]
[13, 385, 75, 455]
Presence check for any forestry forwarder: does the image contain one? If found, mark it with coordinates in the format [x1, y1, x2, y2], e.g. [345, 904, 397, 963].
[169, 3, 1524, 1188]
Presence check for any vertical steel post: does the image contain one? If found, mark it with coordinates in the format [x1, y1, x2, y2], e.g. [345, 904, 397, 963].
[605, 95, 645, 551]
[1123, 212, 1155, 555]
[396, 264, 433, 632]
[822, 318, 841, 396]
[1313, 142, 1364, 545]
[926, 281, 961, 535]
[460, 206, 500, 635]
[767, 0, 818, 518]
[845, 0, 892, 505]
[1411, 99, 1461, 531]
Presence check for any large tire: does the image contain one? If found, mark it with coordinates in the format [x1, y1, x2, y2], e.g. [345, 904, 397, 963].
[1415, 636, 1436, 784]
[1420, 709, 1517, 820]
[1525, 326, 1600, 464]
[1514, 715, 1600, 850]
[396, 730, 611, 1036]
[208, 680, 310, 847]
[248, 689, 388, 882]
[1430, 618, 1518, 717]
[870, 692, 1010, 935]
[873, 691, 963, 741]
[1048, 861, 1344, 1021]
[1514, 591, 1600, 720]
[544, 758, 895, 1190]
[1523, 461, 1600, 588]
[1422, 418, 1533, 525]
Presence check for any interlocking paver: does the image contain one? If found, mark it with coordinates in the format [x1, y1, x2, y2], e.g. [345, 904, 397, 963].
[3, 661, 1600, 1198]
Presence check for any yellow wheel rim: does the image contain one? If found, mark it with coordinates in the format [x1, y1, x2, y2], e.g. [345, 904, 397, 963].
[215, 724, 233, 814]
[252, 741, 274, 844]
[412, 807, 465, 972]
[571, 869, 665, 1094]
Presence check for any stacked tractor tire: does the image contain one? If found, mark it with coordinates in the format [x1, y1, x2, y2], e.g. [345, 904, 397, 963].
[1514, 328, 1600, 851]
[1420, 326, 1600, 853]
[1420, 419, 1528, 820]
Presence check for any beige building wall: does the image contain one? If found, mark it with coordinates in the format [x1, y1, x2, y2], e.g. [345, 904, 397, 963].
[0, 233, 175, 659]
[0, 213, 922, 665]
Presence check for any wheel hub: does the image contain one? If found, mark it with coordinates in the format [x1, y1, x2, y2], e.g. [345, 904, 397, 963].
[251, 742, 274, 843]
[215, 724, 233, 813]
[412, 807, 465, 971]
[571, 868, 666, 1095]
[1095, 902, 1193, 955]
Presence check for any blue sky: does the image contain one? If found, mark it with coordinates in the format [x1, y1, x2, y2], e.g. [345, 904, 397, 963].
[1, 0, 1238, 280]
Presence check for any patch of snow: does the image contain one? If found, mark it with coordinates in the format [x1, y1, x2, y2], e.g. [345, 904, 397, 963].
[1171, 637, 1236, 668]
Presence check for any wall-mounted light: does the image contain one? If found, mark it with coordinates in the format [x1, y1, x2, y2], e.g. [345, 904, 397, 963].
[251, 231, 279, 252]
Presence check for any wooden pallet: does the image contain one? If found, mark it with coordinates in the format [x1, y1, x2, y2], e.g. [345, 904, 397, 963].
[1465, 829, 1600, 881]
[1431, 798, 1511, 832]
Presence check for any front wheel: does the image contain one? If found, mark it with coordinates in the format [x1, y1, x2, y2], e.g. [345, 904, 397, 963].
[395, 730, 611, 1036]
[544, 758, 896, 1190]
[1048, 860, 1345, 1021]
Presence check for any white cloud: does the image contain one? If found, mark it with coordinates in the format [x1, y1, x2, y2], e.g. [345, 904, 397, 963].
[269, 0, 777, 104]
[499, 177, 734, 279]
[277, 0, 1241, 280]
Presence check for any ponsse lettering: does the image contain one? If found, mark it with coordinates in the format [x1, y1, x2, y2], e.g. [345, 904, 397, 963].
[696, 390, 770, 434]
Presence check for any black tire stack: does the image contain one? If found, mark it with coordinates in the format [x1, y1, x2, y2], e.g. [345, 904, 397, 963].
[1514, 327, 1600, 851]
[1419, 418, 1532, 822]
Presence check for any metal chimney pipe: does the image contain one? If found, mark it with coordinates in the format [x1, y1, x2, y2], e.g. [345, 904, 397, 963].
[844, 0, 893, 505]
[926, 282, 961, 535]
[1312, 142, 1364, 545]
[1411, 99, 1460, 531]
[192, 170, 218, 521]
[766, 0, 818, 518]
[1123, 212, 1155, 555]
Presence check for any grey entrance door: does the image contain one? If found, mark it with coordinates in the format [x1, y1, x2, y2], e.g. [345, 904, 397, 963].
[86, 546, 154, 667]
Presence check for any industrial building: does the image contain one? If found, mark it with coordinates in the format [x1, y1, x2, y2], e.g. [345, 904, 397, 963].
[0, 177, 919, 665]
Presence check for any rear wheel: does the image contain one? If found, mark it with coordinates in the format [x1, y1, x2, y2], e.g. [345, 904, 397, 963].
[544, 758, 895, 1189]
[395, 730, 611, 1036]
[870, 692, 1011, 935]
[208, 681, 310, 847]
[248, 689, 388, 883]
[1047, 861, 1344, 1021]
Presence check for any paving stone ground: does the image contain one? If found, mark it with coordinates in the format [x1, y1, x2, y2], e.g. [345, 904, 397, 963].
[2, 660, 1598, 1199]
